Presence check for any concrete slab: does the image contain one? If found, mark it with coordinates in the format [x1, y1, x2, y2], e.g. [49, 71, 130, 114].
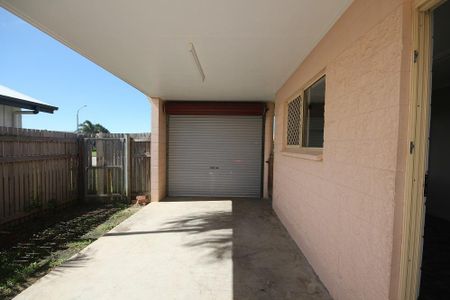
[15, 198, 331, 300]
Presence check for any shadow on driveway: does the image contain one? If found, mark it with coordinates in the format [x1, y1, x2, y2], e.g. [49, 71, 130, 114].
[14, 198, 330, 300]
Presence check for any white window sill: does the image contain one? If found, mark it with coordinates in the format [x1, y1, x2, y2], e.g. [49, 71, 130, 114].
[281, 149, 323, 161]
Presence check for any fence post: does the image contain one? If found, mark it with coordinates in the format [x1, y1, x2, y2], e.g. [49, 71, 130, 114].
[125, 135, 132, 203]
[77, 135, 85, 202]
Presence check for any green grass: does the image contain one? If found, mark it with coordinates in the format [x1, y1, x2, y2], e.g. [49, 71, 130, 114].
[0, 203, 141, 299]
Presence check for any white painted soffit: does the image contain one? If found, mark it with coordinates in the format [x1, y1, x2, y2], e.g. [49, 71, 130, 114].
[0, 0, 352, 101]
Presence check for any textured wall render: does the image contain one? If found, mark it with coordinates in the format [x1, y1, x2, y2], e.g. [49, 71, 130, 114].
[273, 0, 411, 299]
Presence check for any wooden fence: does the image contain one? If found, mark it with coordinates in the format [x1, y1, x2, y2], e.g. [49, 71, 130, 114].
[130, 137, 151, 199]
[0, 127, 80, 226]
[0, 129, 151, 226]
[84, 136, 126, 201]
[82, 133, 151, 202]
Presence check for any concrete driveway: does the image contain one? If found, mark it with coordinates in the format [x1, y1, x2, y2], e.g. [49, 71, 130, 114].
[15, 198, 331, 300]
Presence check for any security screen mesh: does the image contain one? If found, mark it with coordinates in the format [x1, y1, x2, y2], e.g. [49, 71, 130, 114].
[287, 96, 302, 146]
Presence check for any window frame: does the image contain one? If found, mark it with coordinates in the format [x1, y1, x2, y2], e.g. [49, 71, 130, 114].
[285, 94, 303, 148]
[283, 71, 326, 154]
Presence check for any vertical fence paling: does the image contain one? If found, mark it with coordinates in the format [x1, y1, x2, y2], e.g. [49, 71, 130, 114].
[0, 127, 79, 225]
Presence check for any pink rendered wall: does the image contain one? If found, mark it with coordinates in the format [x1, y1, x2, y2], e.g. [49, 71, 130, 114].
[273, 0, 412, 299]
[150, 97, 167, 202]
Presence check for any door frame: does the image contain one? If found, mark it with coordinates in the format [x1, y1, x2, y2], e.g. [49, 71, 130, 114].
[399, 0, 446, 298]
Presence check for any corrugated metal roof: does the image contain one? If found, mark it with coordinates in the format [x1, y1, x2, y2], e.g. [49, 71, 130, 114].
[0, 85, 58, 113]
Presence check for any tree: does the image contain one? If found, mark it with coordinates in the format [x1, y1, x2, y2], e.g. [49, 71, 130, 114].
[78, 120, 110, 134]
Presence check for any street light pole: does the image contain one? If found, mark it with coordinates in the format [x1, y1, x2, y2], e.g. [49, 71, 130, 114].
[76, 105, 87, 131]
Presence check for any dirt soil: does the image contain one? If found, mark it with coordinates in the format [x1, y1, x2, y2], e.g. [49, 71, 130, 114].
[0, 202, 140, 299]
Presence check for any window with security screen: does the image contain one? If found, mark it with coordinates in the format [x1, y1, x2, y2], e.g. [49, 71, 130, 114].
[285, 75, 325, 150]
[286, 96, 302, 146]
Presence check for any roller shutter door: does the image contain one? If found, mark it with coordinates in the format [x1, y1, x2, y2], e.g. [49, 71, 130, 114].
[168, 115, 263, 197]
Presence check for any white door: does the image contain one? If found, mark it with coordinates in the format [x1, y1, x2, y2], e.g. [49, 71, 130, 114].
[168, 115, 263, 197]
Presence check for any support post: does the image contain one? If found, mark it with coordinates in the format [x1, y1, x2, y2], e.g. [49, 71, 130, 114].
[263, 102, 275, 199]
[149, 97, 167, 202]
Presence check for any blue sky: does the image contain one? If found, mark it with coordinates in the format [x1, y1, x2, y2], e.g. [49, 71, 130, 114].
[0, 8, 150, 133]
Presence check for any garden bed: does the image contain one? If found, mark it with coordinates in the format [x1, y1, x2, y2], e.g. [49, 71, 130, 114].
[0, 202, 141, 299]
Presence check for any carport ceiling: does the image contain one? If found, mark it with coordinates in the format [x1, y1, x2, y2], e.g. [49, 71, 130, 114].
[0, 0, 352, 101]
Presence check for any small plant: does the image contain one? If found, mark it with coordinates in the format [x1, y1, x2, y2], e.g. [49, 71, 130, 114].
[25, 196, 42, 212]
[47, 199, 58, 210]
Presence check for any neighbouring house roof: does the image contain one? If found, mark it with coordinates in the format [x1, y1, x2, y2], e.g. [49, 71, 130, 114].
[0, 85, 58, 113]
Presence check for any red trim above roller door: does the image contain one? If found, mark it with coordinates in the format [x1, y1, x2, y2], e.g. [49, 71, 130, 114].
[164, 102, 266, 116]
